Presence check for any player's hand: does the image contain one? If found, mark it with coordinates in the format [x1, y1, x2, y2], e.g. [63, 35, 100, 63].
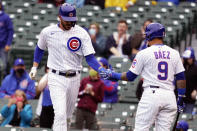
[191, 90, 197, 100]
[177, 96, 185, 113]
[98, 67, 112, 80]
[7, 97, 17, 107]
[29, 67, 37, 79]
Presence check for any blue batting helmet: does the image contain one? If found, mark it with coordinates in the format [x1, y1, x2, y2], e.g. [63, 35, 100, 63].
[59, 3, 77, 21]
[182, 47, 195, 59]
[145, 23, 165, 41]
[176, 120, 189, 131]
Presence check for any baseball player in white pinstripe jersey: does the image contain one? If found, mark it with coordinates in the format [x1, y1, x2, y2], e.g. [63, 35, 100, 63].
[29, 3, 108, 131]
[105, 23, 186, 131]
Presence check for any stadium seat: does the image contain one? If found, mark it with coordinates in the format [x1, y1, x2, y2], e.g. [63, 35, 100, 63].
[127, 6, 148, 18]
[135, 0, 154, 8]
[10, 46, 34, 70]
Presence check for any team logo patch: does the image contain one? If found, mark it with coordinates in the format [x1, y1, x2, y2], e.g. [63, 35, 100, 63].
[20, 79, 28, 89]
[69, 13, 73, 17]
[67, 37, 81, 52]
[132, 59, 137, 68]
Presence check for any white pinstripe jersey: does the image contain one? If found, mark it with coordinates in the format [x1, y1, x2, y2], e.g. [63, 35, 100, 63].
[37, 24, 95, 71]
[129, 44, 185, 91]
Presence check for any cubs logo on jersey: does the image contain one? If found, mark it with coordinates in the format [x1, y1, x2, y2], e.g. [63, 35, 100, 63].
[20, 79, 28, 89]
[132, 59, 137, 68]
[67, 37, 81, 52]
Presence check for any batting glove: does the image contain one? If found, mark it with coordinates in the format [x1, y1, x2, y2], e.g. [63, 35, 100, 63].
[177, 88, 186, 113]
[29, 67, 37, 79]
[177, 96, 185, 113]
[98, 67, 112, 80]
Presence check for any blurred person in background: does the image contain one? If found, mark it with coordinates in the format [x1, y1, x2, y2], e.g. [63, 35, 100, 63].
[66, 0, 85, 8]
[105, 19, 132, 59]
[88, 23, 107, 57]
[130, 19, 153, 61]
[85, 0, 105, 9]
[37, 66, 54, 129]
[176, 120, 189, 131]
[182, 47, 197, 114]
[75, 68, 104, 130]
[135, 78, 144, 101]
[105, 0, 137, 11]
[99, 58, 118, 103]
[38, 0, 64, 6]
[0, 90, 33, 127]
[153, 0, 180, 5]
[0, 0, 14, 76]
[0, 58, 36, 99]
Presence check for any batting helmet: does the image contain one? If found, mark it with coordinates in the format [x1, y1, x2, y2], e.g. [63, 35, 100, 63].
[59, 3, 77, 22]
[176, 120, 189, 131]
[145, 23, 165, 41]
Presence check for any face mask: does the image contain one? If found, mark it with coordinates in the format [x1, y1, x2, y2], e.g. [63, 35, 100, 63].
[89, 28, 96, 35]
[16, 97, 24, 103]
[16, 69, 25, 76]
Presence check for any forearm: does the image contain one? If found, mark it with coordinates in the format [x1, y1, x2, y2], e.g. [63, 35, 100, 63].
[176, 80, 186, 89]
[112, 71, 137, 81]
[177, 80, 186, 98]
[33, 45, 44, 66]
[37, 74, 48, 91]
[6, 30, 14, 45]
[110, 47, 121, 56]
[121, 72, 128, 81]
[85, 54, 102, 71]
[33, 62, 39, 68]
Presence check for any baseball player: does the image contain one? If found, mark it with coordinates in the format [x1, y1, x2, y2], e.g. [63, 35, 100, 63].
[106, 23, 186, 131]
[29, 3, 107, 131]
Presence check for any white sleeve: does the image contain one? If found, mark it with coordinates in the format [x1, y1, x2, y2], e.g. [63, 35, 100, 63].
[81, 31, 95, 56]
[129, 52, 144, 75]
[175, 53, 185, 74]
[37, 29, 47, 50]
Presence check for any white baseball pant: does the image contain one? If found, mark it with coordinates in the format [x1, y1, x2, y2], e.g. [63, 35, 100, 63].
[134, 87, 177, 131]
[48, 71, 80, 131]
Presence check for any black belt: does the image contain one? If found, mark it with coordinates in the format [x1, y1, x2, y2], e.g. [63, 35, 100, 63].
[51, 69, 80, 77]
[150, 85, 159, 88]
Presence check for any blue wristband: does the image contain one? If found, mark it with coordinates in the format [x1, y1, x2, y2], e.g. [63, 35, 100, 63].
[178, 88, 186, 96]
[112, 72, 122, 80]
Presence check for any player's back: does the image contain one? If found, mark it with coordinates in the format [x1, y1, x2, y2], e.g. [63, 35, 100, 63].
[137, 44, 184, 91]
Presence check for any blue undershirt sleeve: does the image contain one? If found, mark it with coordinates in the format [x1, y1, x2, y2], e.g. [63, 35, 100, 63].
[126, 71, 138, 81]
[175, 72, 186, 95]
[85, 54, 101, 71]
[175, 72, 185, 80]
[34, 45, 44, 63]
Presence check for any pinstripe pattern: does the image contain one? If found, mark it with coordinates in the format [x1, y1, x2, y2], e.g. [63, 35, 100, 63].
[37, 24, 95, 71]
[37, 24, 95, 131]
[129, 44, 184, 130]
[134, 88, 177, 131]
[48, 72, 80, 131]
[130, 45, 185, 91]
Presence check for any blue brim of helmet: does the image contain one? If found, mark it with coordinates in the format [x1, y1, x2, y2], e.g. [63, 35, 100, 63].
[61, 15, 78, 21]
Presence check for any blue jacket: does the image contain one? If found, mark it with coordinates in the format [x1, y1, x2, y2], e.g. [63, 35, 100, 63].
[0, 4, 14, 49]
[0, 104, 33, 127]
[156, 0, 179, 5]
[102, 79, 118, 103]
[0, 69, 36, 99]
[42, 85, 53, 106]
